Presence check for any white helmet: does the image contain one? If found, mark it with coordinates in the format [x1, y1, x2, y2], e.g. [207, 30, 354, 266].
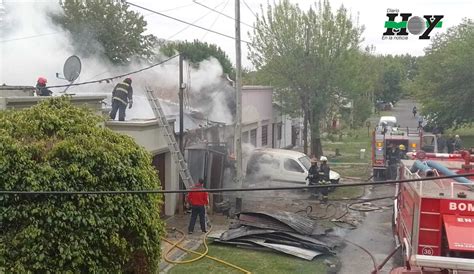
[320, 156, 328, 162]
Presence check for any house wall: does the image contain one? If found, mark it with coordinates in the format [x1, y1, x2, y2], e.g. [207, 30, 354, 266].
[272, 113, 293, 149]
[0, 95, 107, 115]
[242, 86, 273, 149]
[105, 119, 179, 216]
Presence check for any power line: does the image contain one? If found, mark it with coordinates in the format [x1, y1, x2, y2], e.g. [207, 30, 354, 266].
[0, 32, 65, 43]
[242, 0, 258, 19]
[193, 0, 255, 29]
[168, 1, 225, 40]
[1, 173, 473, 195]
[144, 2, 196, 16]
[0, 3, 201, 44]
[125, 1, 250, 44]
[201, 0, 230, 40]
[45, 54, 179, 89]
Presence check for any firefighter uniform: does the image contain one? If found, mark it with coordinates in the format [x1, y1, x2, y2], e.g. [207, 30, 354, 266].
[306, 159, 319, 198]
[110, 78, 133, 121]
[318, 156, 331, 202]
[387, 146, 400, 180]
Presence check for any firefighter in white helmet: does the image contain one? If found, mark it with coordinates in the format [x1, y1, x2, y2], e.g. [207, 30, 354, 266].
[318, 156, 331, 202]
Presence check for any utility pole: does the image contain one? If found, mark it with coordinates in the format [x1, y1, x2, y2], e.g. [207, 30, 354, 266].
[179, 54, 184, 153]
[178, 54, 185, 214]
[234, 0, 243, 212]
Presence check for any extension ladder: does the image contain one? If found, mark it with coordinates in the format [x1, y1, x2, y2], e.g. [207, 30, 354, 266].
[145, 88, 193, 189]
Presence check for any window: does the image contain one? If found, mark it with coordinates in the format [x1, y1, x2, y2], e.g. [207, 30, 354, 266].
[261, 125, 268, 146]
[250, 129, 257, 147]
[298, 156, 311, 170]
[284, 158, 304, 173]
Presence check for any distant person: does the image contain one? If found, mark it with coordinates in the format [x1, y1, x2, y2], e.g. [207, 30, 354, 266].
[187, 178, 209, 234]
[398, 144, 408, 159]
[412, 106, 417, 118]
[387, 144, 400, 180]
[35, 77, 52, 96]
[437, 134, 447, 153]
[417, 116, 424, 130]
[110, 78, 133, 121]
[306, 158, 319, 198]
[447, 136, 455, 153]
[454, 135, 463, 151]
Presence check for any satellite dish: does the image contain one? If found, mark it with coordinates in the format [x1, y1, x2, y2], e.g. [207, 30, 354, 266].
[63, 55, 82, 82]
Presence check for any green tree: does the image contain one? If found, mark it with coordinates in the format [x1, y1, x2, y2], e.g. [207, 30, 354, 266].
[0, 98, 163, 272]
[249, 0, 362, 155]
[51, 0, 157, 64]
[161, 39, 234, 76]
[412, 19, 474, 128]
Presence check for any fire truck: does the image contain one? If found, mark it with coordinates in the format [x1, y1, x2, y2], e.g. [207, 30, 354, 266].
[391, 150, 474, 273]
[371, 124, 441, 181]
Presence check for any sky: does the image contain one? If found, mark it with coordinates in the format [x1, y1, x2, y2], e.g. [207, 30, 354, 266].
[126, 0, 474, 67]
[1, 0, 473, 74]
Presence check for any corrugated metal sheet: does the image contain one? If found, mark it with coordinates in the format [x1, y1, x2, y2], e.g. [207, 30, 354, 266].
[239, 211, 324, 235]
[215, 210, 341, 259]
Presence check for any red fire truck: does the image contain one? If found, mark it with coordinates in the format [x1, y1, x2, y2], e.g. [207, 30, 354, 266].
[370, 121, 445, 181]
[391, 151, 474, 273]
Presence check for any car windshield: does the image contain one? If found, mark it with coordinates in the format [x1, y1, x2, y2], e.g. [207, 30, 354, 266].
[379, 121, 397, 127]
[298, 156, 311, 170]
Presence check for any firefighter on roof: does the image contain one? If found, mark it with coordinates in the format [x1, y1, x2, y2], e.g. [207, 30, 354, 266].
[35, 77, 52, 96]
[110, 78, 133, 121]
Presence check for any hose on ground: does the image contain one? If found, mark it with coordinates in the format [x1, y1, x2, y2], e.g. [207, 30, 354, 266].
[295, 203, 338, 220]
[344, 239, 378, 274]
[161, 227, 251, 274]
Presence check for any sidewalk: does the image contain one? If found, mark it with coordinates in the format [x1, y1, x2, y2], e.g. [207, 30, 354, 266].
[159, 214, 230, 273]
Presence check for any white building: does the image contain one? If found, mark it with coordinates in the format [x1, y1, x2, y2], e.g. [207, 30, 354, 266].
[0, 86, 179, 216]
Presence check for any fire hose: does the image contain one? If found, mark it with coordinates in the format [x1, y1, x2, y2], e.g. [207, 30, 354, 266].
[161, 227, 251, 274]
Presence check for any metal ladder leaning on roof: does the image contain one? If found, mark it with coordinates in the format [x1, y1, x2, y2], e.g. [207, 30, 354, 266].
[145, 88, 193, 189]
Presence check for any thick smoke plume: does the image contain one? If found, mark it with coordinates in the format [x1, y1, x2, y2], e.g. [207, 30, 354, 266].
[0, 2, 234, 124]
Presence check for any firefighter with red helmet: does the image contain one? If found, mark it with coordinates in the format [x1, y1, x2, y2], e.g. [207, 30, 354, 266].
[110, 78, 133, 121]
[35, 77, 52, 96]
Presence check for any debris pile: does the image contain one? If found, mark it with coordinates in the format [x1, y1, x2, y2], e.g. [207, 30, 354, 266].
[208, 211, 341, 260]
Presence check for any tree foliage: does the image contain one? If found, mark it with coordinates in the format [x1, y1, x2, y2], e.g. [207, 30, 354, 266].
[0, 98, 163, 272]
[161, 39, 234, 76]
[51, 0, 157, 64]
[411, 19, 474, 128]
[248, 0, 363, 155]
[377, 54, 418, 104]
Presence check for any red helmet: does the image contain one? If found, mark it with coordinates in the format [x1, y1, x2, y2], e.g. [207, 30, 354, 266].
[37, 77, 47, 85]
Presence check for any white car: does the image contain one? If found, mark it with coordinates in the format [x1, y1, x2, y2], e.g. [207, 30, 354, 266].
[378, 116, 398, 127]
[246, 148, 340, 185]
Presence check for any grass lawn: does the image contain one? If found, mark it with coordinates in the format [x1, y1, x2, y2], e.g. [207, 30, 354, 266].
[168, 242, 330, 274]
[322, 127, 372, 164]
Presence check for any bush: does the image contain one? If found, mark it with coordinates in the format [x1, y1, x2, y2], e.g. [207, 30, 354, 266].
[0, 98, 163, 272]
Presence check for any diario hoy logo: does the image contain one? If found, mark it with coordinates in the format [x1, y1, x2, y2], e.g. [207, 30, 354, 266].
[382, 9, 443, 40]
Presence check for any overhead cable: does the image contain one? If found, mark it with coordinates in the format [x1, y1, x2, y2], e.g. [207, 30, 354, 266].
[193, 0, 255, 29]
[45, 54, 179, 89]
[168, 0, 225, 40]
[1, 173, 473, 195]
[126, 1, 250, 44]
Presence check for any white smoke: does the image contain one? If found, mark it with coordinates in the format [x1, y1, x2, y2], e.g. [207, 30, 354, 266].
[0, 2, 234, 125]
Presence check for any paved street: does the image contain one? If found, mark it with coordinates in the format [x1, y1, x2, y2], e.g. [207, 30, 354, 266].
[338, 99, 417, 274]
